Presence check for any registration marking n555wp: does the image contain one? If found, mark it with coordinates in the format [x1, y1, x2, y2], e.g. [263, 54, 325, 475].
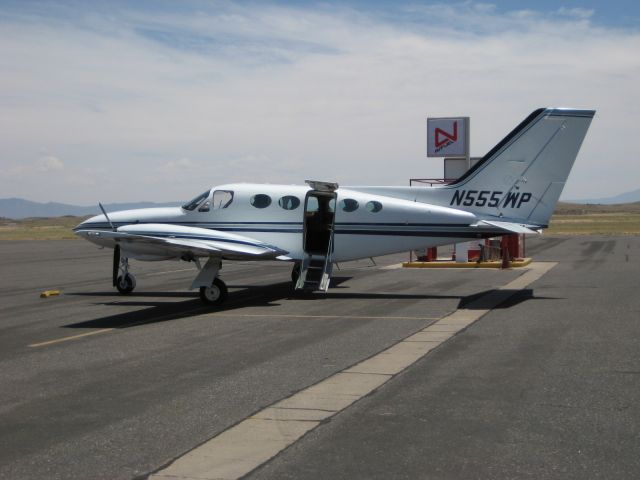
[450, 190, 532, 209]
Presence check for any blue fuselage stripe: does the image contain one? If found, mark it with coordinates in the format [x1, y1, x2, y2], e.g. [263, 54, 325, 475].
[75, 221, 471, 230]
[75, 223, 501, 238]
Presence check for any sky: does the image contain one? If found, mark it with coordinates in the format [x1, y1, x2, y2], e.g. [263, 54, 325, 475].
[0, 0, 639, 204]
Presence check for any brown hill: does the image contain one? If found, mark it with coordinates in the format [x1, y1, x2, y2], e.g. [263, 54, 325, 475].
[554, 201, 640, 215]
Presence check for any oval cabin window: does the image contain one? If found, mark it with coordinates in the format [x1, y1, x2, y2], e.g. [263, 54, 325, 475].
[250, 194, 272, 209]
[366, 201, 383, 213]
[339, 198, 359, 212]
[278, 196, 300, 210]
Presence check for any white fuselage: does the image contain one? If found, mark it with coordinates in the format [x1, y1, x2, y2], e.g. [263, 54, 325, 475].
[77, 183, 484, 263]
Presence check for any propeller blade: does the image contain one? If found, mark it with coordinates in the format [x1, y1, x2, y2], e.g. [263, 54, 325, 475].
[99, 202, 116, 231]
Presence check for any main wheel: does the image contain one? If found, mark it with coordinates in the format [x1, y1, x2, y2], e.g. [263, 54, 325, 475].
[199, 277, 228, 305]
[116, 273, 136, 294]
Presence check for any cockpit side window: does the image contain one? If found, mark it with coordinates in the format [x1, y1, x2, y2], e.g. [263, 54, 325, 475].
[182, 190, 210, 211]
[212, 190, 234, 209]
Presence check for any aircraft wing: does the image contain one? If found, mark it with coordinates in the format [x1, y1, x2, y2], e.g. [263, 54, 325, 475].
[75, 223, 289, 260]
[478, 220, 542, 235]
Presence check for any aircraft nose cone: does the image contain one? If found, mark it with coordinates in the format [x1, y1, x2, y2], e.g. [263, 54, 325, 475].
[73, 219, 89, 232]
[73, 214, 106, 232]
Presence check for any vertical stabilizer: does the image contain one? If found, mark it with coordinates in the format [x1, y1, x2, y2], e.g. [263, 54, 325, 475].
[445, 108, 594, 226]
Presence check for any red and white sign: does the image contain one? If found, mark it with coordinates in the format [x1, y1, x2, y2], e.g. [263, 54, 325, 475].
[427, 117, 469, 157]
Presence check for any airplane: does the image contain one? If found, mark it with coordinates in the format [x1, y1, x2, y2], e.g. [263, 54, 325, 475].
[74, 107, 594, 305]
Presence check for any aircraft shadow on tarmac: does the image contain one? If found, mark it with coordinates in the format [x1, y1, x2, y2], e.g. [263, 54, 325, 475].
[68, 291, 196, 298]
[63, 277, 558, 330]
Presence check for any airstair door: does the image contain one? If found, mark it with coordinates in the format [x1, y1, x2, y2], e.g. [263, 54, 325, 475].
[295, 181, 337, 292]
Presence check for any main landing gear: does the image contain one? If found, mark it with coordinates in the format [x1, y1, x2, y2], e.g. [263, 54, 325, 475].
[113, 245, 136, 295]
[192, 257, 228, 306]
[199, 277, 228, 305]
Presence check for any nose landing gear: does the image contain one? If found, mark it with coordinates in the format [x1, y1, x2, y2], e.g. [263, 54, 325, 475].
[113, 245, 136, 295]
[116, 271, 136, 294]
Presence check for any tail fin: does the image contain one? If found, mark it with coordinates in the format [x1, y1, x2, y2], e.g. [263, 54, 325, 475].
[446, 108, 595, 227]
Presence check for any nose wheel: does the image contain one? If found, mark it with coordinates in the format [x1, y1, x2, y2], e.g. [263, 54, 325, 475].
[199, 277, 228, 305]
[116, 273, 136, 294]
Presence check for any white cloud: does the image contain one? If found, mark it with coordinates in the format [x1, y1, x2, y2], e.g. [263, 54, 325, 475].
[1, 154, 64, 177]
[160, 157, 197, 173]
[36, 155, 64, 172]
[0, 2, 638, 202]
[557, 7, 595, 20]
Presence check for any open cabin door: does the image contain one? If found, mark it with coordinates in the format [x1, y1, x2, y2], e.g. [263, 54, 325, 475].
[295, 181, 338, 292]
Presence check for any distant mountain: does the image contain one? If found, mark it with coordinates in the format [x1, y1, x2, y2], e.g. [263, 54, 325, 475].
[0, 198, 182, 219]
[570, 188, 640, 205]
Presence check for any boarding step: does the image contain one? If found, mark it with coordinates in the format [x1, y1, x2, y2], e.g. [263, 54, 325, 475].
[295, 255, 333, 292]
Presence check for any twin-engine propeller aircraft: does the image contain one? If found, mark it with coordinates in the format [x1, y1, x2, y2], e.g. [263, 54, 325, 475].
[75, 108, 594, 305]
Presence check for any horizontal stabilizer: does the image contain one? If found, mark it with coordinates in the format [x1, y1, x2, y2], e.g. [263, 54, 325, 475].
[479, 220, 541, 235]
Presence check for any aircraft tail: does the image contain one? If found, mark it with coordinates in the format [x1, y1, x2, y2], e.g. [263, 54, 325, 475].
[445, 108, 595, 227]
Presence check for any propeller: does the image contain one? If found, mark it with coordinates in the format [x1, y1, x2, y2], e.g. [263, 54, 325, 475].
[99, 202, 116, 231]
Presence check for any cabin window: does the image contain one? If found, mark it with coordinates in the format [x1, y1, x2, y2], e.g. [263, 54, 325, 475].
[366, 201, 383, 213]
[278, 195, 300, 210]
[212, 190, 234, 209]
[305, 196, 335, 213]
[339, 198, 359, 212]
[250, 194, 272, 209]
[306, 196, 318, 212]
[182, 190, 210, 211]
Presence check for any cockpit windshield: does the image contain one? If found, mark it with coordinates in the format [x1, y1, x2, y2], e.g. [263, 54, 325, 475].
[182, 190, 210, 211]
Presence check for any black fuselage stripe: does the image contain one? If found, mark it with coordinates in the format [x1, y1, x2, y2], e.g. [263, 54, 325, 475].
[335, 230, 500, 238]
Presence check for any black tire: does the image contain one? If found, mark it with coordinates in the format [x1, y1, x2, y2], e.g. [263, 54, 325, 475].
[199, 277, 228, 305]
[116, 273, 136, 294]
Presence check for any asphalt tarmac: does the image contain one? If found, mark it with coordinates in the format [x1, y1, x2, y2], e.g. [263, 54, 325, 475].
[0, 236, 638, 479]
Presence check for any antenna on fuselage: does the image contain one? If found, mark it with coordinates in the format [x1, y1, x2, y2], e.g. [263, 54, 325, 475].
[99, 202, 116, 231]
